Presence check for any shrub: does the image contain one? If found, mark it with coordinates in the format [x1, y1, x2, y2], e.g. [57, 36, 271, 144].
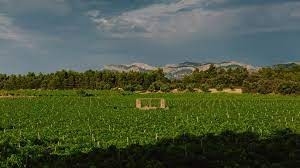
[216, 84, 225, 91]
[160, 84, 171, 92]
[124, 84, 135, 92]
[134, 85, 144, 91]
[121, 91, 134, 96]
[76, 90, 94, 97]
[242, 81, 258, 93]
[148, 84, 156, 92]
[277, 81, 300, 95]
[152, 81, 164, 91]
[257, 80, 274, 94]
[103, 84, 112, 90]
[200, 84, 210, 92]
[176, 83, 186, 91]
[186, 84, 195, 92]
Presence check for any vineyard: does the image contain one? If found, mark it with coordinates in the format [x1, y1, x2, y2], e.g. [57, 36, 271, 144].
[0, 91, 300, 167]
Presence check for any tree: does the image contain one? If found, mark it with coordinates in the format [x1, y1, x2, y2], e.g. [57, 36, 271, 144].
[176, 83, 186, 91]
[3, 75, 17, 90]
[257, 80, 274, 94]
[48, 76, 60, 90]
[216, 84, 225, 91]
[148, 84, 156, 92]
[124, 84, 135, 92]
[134, 84, 144, 91]
[277, 81, 300, 95]
[186, 84, 195, 92]
[0, 64, 298, 95]
[206, 64, 217, 77]
[160, 84, 171, 92]
[200, 84, 210, 92]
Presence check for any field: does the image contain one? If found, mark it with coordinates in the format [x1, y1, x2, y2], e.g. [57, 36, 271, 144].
[0, 90, 300, 167]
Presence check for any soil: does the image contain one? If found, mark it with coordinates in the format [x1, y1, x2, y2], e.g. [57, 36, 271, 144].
[209, 88, 243, 94]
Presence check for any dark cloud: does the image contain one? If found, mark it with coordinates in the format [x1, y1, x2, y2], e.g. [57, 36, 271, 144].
[204, 0, 300, 10]
[0, 0, 299, 74]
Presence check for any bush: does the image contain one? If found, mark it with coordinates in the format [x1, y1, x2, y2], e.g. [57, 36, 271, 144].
[186, 84, 195, 92]
[103, 84, 112, 90]
[76, 90, 94, 97]
[176, 83, 186, 91]
[148, 84, 156, 92]
[200, 84, 210, 92]
[242, 81, 258, 93]
[134, 85, 144, 91]
[257, 80, 274, 94]
[147, 81, 165, 92]
[124, 84, 135, 92]
[97, 82, 111, 90]
[121, 91, 134, 96]
[160, 84, 171, 92]
[277, 81, 300, 95]
[153, 81, 164, 91]
[216, 84, 225, 91]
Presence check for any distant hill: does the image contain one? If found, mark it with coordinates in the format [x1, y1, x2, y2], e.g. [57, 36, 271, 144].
[103, 63, 157, 72]
[272, 62, 300, 70]
[104, 61, 260, 79]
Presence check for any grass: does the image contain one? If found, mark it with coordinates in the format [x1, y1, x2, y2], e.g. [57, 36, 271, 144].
[0, 90, 299, 167]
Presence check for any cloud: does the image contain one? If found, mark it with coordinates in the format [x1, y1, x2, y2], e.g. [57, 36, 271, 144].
[0, 14, 20, 41]
[86, 10, 101, 18]
[89, 0, 213, 38]
[0, 0, 73, 49]
[87, 0, 300, 39]
[0, 0, 71, 15]
[232, 2, 300, 34]
[0, 14, 30, 43]
[0, 0, 299, 74]
[0, 13, 49, 49]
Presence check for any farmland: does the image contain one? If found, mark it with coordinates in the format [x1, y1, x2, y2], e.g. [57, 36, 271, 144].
[0, 90, 300, 167]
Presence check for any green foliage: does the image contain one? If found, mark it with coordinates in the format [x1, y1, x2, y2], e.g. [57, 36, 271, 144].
[148, 84, 156, 92]
[124, 84, 135, 92]
[121, 91, 134, 96]
[0, 91, 299, 166]
[134, 84, 144, 91]
[152, 81, 163, 91]
[277, 81, 300, 95]
[76, 89, 94, 97]
[0, 64, 299, 95]
[103, 84, 112, 90]
[176, 83, 186, 91]
[186, 84, 195, 92]
[216, 84, 225, 91]
[200, 84, 210, 92]
[257, 80, 274, 94]
[160, 84, 171, 92]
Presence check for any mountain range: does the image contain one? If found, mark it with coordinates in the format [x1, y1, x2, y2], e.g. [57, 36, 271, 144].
[103, 61, 299, 79]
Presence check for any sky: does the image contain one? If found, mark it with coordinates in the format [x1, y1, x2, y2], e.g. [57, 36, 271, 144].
[0, 0, 300, 74]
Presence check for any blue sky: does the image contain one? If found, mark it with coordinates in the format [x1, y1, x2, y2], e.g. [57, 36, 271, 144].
[0, 0, 300, 73]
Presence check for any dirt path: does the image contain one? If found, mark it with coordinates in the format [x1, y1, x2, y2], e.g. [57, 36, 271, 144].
[209, 88, 243, 94]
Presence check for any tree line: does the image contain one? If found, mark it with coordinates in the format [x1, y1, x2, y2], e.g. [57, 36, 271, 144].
[0, 65, 299, 95]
